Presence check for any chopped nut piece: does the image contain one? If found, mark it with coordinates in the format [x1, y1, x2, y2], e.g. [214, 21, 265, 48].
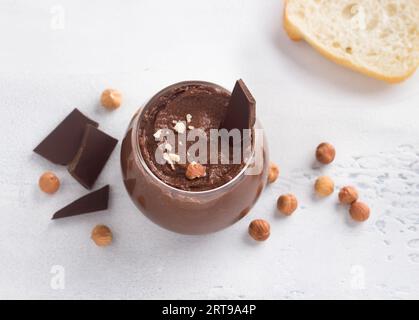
[185, 162, 206, 180]
[168, 153, 180, 163]
[186, 114, 192, 123]
[248, 219, 270, 241]
[188, 125, 195, 130]
[163, 153, 175, 169]
[153, 129, 163, 140]
[173, 121, 186, 134]
[163, 152, 180, 170]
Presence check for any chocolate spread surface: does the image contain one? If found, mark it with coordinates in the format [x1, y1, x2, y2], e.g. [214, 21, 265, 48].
[139, 83, 246, 191]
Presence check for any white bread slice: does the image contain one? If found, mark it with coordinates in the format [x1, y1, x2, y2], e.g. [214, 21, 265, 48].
[284, 0, 419, 83]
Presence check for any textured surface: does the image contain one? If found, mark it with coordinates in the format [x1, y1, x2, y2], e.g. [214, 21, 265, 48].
[0, 0, 419, 299]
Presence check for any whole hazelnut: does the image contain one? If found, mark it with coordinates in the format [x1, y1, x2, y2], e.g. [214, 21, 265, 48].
[100, 89, 122, 110]
[339, 186, 359, 204]
[248, 219, 270, 241]
[39, 171, 60, 194]
[316, 142, 336, 164]
[185, 162, 206, 180]
[267, 162, 280, 183]
[91, 225, 113, 247]
[277, 194, 298, 216]
[349, 201, 370, 222]
[314, 176, 335, 197]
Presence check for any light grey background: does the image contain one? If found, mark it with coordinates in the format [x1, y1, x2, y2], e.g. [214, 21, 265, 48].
[1, 0, 419, 299]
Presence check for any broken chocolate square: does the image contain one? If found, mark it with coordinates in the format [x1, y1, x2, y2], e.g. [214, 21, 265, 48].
[220, 79, 256, 131]
[68, 125, 118, 189]
[52, 185, 109, 220]
[33, 108, 99, 165]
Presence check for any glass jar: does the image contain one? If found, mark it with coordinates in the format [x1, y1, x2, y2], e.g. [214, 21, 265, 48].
[120, 81, 269, 234]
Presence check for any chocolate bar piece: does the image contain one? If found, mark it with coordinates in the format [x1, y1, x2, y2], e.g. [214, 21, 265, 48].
[34, 108, 99, 165]
[68, 125, 118, 189]
[52, 185, 109, 220]
[220, 79, 256, 131]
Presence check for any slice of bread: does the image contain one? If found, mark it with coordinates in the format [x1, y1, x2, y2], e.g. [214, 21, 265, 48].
[284, 0, 419, 83]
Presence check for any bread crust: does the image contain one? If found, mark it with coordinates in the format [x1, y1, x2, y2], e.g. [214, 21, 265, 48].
[283, 3, 302, 41]
[283, 1, 418, 84]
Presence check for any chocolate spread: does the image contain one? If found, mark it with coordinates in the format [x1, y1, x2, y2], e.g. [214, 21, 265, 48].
[138, 83, 245, 191]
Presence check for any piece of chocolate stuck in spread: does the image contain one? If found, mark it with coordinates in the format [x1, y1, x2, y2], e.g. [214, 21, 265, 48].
[220, 79, 256, 132]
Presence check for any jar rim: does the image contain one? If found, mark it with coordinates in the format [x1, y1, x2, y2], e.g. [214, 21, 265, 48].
[131, 80, 257, 195]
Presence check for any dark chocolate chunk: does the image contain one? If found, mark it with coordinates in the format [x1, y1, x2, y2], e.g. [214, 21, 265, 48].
[68, 125, 118, 189]
[220, 79, 256, 131]
[52, 185, 109, 220]
[33, 108, 99, 165]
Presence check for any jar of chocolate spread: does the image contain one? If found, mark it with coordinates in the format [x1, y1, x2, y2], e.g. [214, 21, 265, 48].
[121, 81, 268, 234]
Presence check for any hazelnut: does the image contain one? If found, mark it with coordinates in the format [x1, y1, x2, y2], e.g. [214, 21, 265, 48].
[185, 162, 206, 180]
[100, 89, 122, 110]
[339, 186, 359, 204]
[267, 162, 280, 183]
[314, 176, 335, 197]
[38, 171, 60, 194]
[91, 225, 113, 247]
[277, 194, 298, 216]
[316, 142, 336, 164]
[248, 219, 270, 241]
[349, 201, 370, 222]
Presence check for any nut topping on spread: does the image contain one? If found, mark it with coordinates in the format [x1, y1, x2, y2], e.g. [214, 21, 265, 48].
[139, 83, 247, 191]
[173, 121, 186, 134]
[153, 129, 163, 140]
[163, 152, 181, 170]
[185, 162, 206, 180]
